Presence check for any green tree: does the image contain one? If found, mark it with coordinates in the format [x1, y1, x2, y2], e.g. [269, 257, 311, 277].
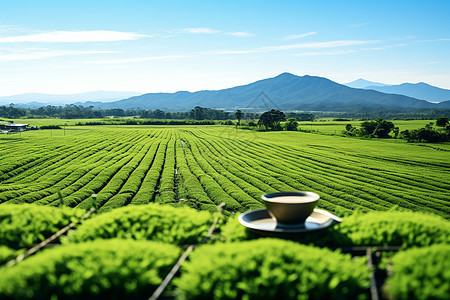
[360, 120, 377, 136]
[258, 109, 286, 131]
[343, 124, 360, 137]
[401, 122, 449, 143]
[393, 127, 400, 139]
[154, 109, 166, 119]
[284, 118, 298, 131]
[360, 118, 395, 138]
[436, 117, 449, 128]
[235, 110, 243, 126]
[190, 106, 206, 120]
[345, 124, 353, 132]
[400, 129, 411, 141]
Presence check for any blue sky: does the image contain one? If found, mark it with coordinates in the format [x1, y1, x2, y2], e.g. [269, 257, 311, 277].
[0, 0, 449, 96]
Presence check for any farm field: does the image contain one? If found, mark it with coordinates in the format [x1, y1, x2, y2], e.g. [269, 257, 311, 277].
[1, 124, 449, 219]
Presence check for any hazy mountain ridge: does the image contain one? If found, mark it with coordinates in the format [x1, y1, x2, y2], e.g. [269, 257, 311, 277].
[364, 82, 450, 103]
[344, 79, 450, 103]
[0, 91, 140, 106]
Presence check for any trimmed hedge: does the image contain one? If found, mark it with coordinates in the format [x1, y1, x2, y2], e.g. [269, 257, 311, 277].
[384, 244, 450, 300]
[0, 204, 85, 248]
[221, 210, 450, 248]
[0, 239, 180, 299]
[66, 203, 214, 245]
[175, 239, 370, 299]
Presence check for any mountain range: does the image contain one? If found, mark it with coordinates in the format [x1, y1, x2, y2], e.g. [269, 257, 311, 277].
[2, 74, 450, 112]
[80, 73, 450, 112]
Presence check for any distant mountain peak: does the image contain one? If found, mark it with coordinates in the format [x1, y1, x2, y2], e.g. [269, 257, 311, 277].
[345, 78, 390, 89]
[275, 72, 296, 78]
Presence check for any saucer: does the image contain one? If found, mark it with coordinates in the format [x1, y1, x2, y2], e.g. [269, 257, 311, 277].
[238, 208, 342, 236]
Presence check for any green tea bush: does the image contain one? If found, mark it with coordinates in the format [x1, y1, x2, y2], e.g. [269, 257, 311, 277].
[0, 204, 85, 248]
[182, 144, 242, 212]
[329, 210, 450, 247]
[175, 239, 370, 299]
[384, 244, 450, 300]
[131, 141, 167, 205]
[0, 239, 180, 299]
[0, 246, 20, 265]
[157, 139, 177, 204]
[175, 141, 218, 212]
[67, 203, 214, 245]
[221, 210, 450, 248]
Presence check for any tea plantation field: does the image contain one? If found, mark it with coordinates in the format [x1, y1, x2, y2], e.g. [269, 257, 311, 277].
[1, 124, 449, 218]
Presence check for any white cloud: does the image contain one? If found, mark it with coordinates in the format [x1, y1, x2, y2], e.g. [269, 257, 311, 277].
[207, 49, 257, 55]
[291, 42, 403, 57]
[170, 28, 253, 37]
[0, 49, 116, 61]
[178, 27, 220, 34]
[284, 32, 317, 40]
[225, 31, 254, 37]
[210, 40, 377, 55]
[293, 49, 356, 56]
[0, 31, 149, 43]
[77, 38, 376, 65]
[362, 43, 406, 51]
[86, 54, 191, 64]
[261, 40, 376, 51]
[0, 25, 26, 34]
[415, 38, 450, 43]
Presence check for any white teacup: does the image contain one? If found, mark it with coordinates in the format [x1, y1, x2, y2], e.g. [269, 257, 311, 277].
[262, 191, 319, 224]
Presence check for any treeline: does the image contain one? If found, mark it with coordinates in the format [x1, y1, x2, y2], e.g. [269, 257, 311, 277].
[343, 117, 450, 142]
[2, 103, 448, 121]
[0, 105, 232, 120]
[401, 119, 450, 143]
[315, 108, 450, 120]
[0, 104, 316, 123]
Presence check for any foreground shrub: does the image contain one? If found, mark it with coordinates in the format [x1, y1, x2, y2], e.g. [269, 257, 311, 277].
[175, 239, 370, 299]
[221, 210, 450, 248]
[384, 244, 450, 300]
[0, 239, 180, 299]
[0, 204, 85, 248]
[0, 246, 20, 265]
[331, 211, 450, 247]
[67, 203, 214, 245]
